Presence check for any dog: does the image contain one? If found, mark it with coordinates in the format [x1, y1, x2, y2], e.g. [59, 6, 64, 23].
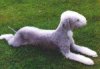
[0, 10, 98, 65]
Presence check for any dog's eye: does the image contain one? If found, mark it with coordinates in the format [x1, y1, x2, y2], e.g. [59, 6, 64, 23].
[77, 19, 79, 22]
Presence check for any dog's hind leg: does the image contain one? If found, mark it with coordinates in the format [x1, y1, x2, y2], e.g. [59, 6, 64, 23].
[8, 33, 25, 47]
[0, 34, 14, 41]
[0, 34, 22, 47]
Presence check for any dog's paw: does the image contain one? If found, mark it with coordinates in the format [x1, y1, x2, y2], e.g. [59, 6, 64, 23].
[83, 57, 94, 65]
[0, 35, 4, 39]
[79, 46, 98, 57]
[66, 53, 94, 65]
[0, 34, 13, 40]
[89, 51, 98, 57]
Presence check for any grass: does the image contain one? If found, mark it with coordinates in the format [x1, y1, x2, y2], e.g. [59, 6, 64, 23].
[0, 0, 100, 69]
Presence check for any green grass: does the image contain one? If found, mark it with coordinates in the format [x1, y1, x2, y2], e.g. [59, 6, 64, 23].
[0, 0, 100, 69]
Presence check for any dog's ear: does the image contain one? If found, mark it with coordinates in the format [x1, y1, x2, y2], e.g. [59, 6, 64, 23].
[62, 18, 70, 30]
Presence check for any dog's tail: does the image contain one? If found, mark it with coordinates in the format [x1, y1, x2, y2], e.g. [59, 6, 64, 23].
[8, 26, 16, 33]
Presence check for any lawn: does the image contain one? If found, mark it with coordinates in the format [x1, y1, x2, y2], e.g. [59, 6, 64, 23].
[0, 0, 100, 69]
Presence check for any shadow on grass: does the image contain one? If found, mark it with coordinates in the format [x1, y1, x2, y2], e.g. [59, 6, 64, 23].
[0, 41, 94, 69]
[9, 44, 63, 63]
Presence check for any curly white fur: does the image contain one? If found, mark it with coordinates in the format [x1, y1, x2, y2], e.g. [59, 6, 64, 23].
[0, 10, 98, 65]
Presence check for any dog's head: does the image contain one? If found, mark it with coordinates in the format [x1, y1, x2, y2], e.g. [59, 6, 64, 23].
[60, 10, 87, 30]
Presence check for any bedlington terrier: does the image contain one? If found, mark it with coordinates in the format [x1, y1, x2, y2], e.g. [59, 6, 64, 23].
[0, 10, 98, 65]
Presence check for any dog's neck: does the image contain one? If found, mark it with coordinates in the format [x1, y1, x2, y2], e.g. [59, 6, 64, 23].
[55, 21, 73, 39]
[56, 21, 71, 33]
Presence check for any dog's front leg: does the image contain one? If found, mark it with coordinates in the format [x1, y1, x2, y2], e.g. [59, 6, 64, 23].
[71, 44, 98, 57]
[59, 45, 94, 65]
[69, 37, 98, 57]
